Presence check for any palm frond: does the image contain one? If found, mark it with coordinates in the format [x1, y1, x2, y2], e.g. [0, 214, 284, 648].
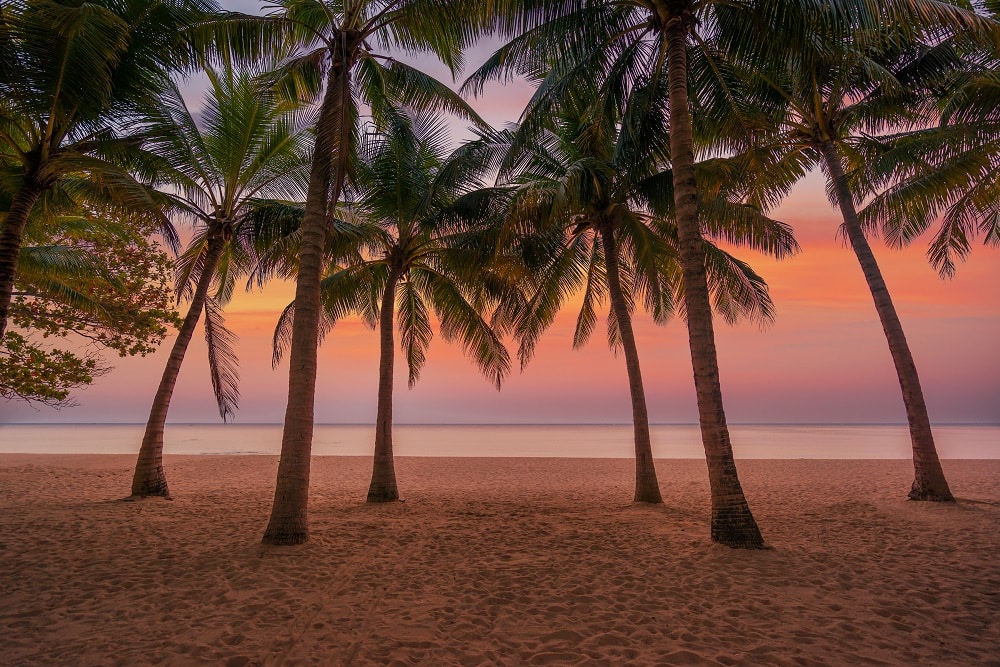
[361, 57, 487, 129]
[413, 266, 511, 390]
[203, 297, 239, 422]
[701, 244, 776, 328]
[572, 234, 606, 350]
[396, 277, 433, 388]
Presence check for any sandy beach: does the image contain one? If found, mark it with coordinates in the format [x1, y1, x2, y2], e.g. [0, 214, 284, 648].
[1, 455, 997, 666]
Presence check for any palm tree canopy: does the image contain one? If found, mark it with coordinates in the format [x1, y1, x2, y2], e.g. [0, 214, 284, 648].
[199, 0, 485, 133]
[0, 0, 217, 211]
[492, 89, 797, 367]
[273, 111, 513, 389]
[689, 4, 999, 280]
[138, 57, 314, 420]
[142, 58, 314, 303]
[858, 35, 1000, 276]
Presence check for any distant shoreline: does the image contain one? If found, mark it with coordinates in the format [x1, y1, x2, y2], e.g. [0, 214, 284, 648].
[2, 423, 997, 458]
[5, 421, 999, 427]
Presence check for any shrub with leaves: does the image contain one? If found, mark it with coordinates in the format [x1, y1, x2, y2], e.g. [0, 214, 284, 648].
[1, 216, 179, 406]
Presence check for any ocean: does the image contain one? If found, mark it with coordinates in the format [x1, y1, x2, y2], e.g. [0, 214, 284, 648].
[0, 423, 997, 458]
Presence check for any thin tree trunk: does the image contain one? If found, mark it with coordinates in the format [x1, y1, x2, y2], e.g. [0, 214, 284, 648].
[367, 269, 401, 502]
[819, 141, 954, 502]
[131, 236, 225, 497]
[598, 222, 663, 504]
[263, 50, 355, 546]
[0, 185, 42, 338]
[664, 17, 764, 548]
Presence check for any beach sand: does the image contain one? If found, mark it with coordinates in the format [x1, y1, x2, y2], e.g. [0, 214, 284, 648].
[1, 455, 997, 666]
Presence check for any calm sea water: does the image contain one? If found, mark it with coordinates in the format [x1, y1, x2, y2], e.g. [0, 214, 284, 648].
[0, 424, 997, 458]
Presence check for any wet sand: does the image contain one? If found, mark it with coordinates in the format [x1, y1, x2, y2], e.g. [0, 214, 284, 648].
[1, 455, 997, 665]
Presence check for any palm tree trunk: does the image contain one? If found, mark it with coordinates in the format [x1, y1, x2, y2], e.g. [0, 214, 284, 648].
[819, 141, 954, 501]
[0, 185, 42, 338]
[664, 16, 764, 548]
[598, 222, 663, 504]
[263, 54, 355, 546]
[367, 269, 401, 502]
[131, 236, 225, 497]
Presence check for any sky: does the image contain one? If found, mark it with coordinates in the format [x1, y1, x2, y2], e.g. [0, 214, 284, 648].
[2, 1, 998, 425]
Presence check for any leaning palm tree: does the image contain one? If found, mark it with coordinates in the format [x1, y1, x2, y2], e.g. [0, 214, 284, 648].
[273, 112, 511, 502]
[733, 11, 997, 501]
[206, 0, 483, 544]
[0, 0, 214, 338]
[465, 0, 995, 544]
[129, 61, 312, 498]
[499, 88, 796, 505]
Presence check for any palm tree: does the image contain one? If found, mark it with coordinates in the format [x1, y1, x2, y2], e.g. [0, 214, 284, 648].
[130, 61, 312, 498]
[465, 0, 772, 546]
[732, 10, 998, 501]
[273, 112, 511, 502]
[209, 0, 483, 544]
[497, 91, 796, 505]
[0, 0, 214, 338]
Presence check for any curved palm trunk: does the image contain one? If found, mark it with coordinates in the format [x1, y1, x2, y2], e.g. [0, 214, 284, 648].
[819, 141, 954, 502]
[664, 16, 764, 548]
[263, 53, 355, 546]
[367, 270, 402, 502]
[131, 237, 225, 497]
[598, 223, 663, 503]
[0, 185, 42, 338]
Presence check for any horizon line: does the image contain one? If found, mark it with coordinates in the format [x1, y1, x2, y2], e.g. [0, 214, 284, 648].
[4, 421, 999, 427]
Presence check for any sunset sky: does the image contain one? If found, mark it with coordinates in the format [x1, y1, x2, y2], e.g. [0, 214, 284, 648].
[2, 1, 998, 425]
